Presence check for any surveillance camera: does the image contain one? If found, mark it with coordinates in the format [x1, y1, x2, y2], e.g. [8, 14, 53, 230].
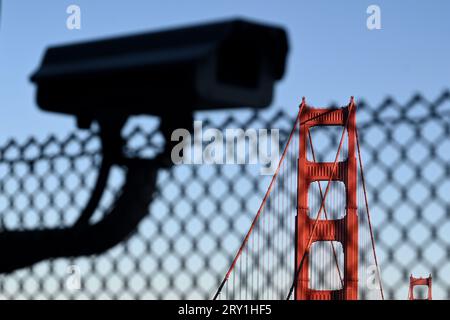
[30, 18, 289, 127]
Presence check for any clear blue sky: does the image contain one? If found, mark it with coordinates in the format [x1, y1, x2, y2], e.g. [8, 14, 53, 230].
[0, 0, 449, 141]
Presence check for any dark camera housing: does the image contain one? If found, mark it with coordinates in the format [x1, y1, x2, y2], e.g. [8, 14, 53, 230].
[30, 18, 289, 125]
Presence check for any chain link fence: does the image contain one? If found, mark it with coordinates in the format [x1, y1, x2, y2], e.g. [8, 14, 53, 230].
[0, 91, 449, 300]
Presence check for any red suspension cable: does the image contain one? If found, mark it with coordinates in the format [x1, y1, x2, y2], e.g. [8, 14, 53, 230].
[307, 129, 345, 289]
[212, 101, 306, 300]
[356, 127, 385, 300]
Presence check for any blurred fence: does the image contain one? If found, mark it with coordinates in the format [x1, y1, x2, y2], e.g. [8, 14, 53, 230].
[0, 91, 449, 299]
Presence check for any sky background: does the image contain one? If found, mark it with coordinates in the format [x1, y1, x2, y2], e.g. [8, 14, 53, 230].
[0, 0, 449, 300]
[0, 0, 449, 141]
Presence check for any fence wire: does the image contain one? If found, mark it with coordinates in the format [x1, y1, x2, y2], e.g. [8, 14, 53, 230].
[0, 91, 449, 299]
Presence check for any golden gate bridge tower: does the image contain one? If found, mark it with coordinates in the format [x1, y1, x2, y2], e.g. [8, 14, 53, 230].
[408, 275, 432, 300]
[295, 99, 358, 300]
[213, 97, 384, 300]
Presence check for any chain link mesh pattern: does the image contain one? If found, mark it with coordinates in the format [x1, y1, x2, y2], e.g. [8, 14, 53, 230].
[0, 91, 449, 299]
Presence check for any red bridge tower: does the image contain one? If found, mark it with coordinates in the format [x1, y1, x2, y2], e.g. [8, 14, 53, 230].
[295, 99, 358, 300]
[408, 274, 432, 300]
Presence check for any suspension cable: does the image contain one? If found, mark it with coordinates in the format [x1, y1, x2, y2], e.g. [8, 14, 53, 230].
[356, 127, 385, 300]
[307, 129, 344, 289]
[212, 100, 306, 300]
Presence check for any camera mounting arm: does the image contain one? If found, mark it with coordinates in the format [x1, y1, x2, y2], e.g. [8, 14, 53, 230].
[0, 116, 163, 273]
[0, 107, 196, 273]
